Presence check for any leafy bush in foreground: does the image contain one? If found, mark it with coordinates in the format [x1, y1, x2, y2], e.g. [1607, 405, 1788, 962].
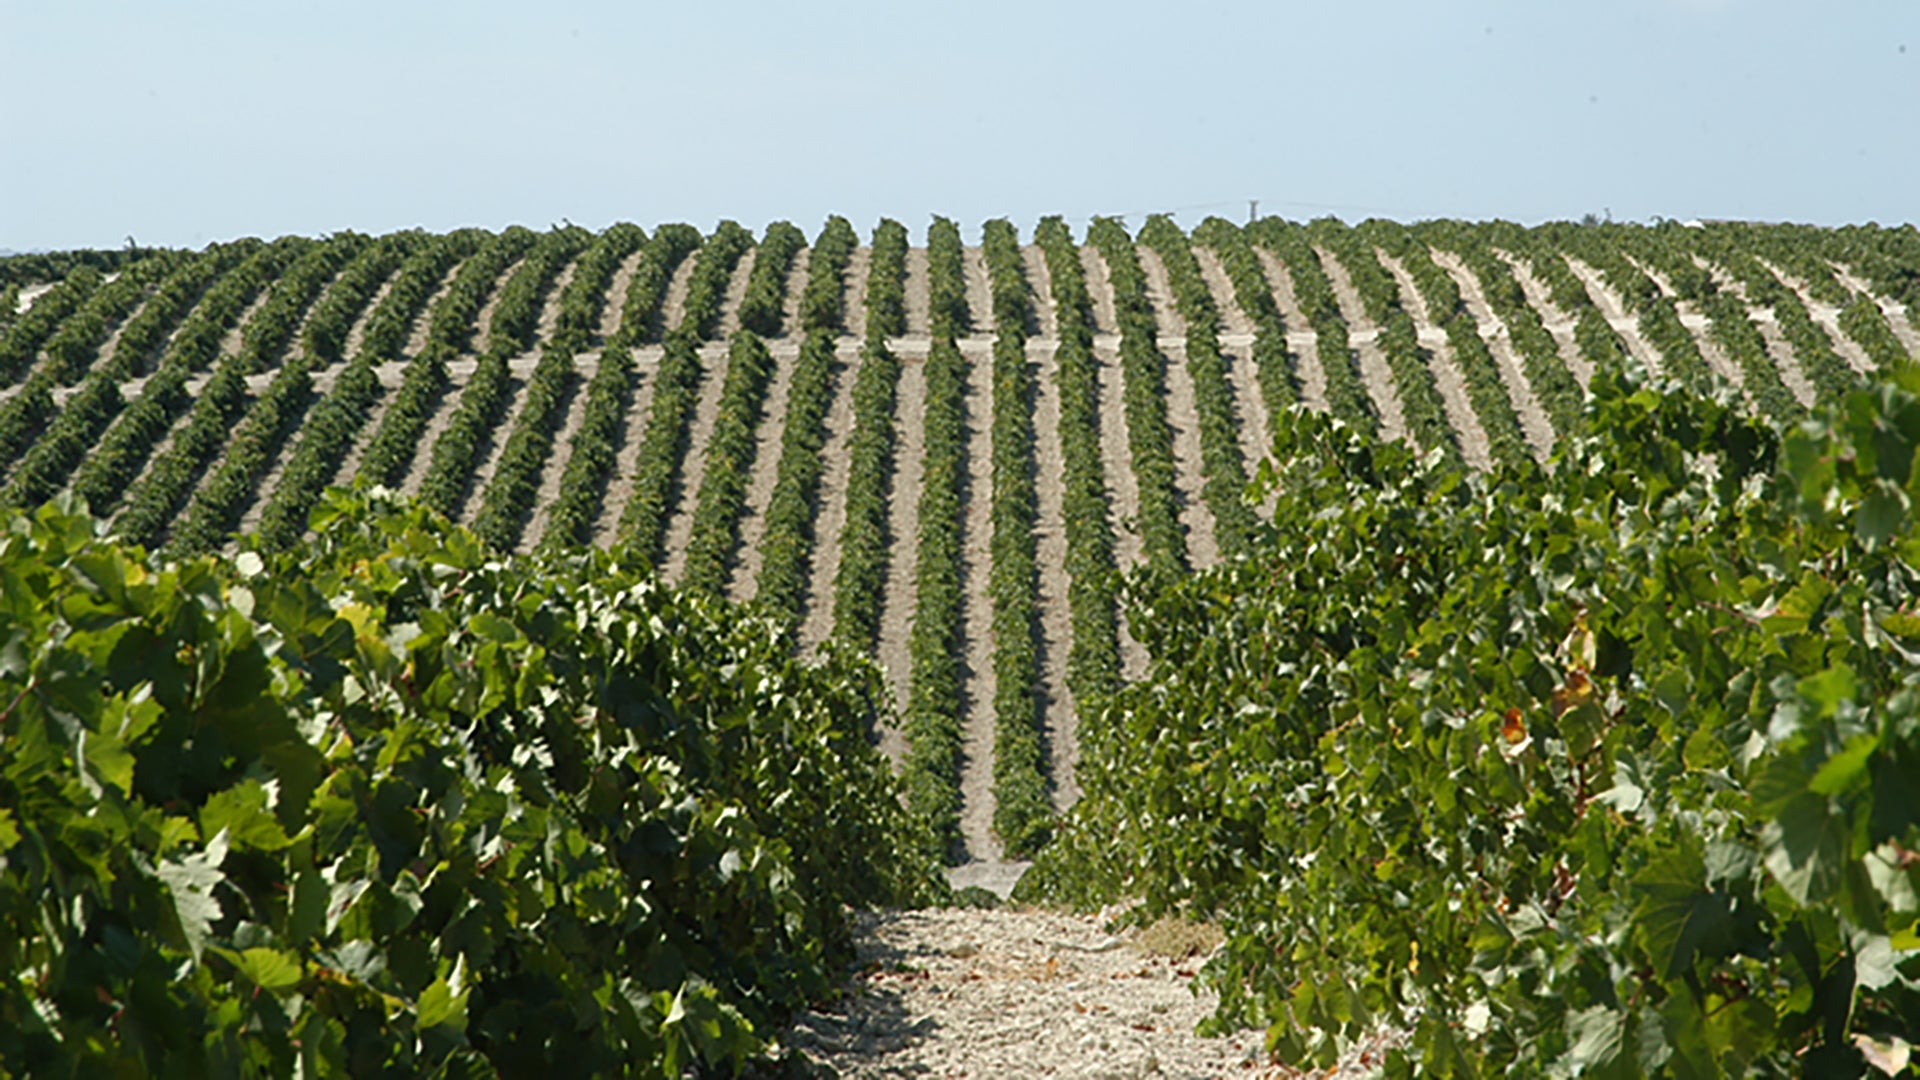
[1024, 361, 1920, 1076]
[0, 488, 942, 1077]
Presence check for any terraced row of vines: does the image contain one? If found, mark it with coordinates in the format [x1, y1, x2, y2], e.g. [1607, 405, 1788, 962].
[3, 217, 1918, 874]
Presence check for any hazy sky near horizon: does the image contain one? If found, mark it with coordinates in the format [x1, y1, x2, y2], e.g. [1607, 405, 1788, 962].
[2, 1, 1914, 250]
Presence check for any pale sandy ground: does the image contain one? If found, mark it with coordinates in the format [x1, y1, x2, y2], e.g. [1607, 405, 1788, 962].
[1251, 249, 1330, 413]
[1496, 251, 1593, 389]
[779, 907, 1402, 1079]
[1373, 249, 1494, 471]
[1313, 245, 1409, 445]
[1559, 254, 1667, 381]
[1428, 248, 1558, 458]
[1691, 255, 1818, 409]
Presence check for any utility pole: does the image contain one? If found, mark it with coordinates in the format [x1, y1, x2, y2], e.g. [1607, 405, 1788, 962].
[1248, 199, 1259, 224]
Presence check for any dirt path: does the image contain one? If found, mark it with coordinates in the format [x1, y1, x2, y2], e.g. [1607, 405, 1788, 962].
[1157, 342, 1220, 570]
[1498, 252, 1593, 389]
[1830, 261, 1920, 358]
[842, 246, 872, 340]
[1560, 255, 1667, 380]
[1253, 249, 1330, 412]
[340, 262, 404, 365]
[659, 342, 732, 584]
[218, 288, 280, 365]
[329, 379, 395, 490]
[403, 258, 467, 357]
[962, 246, 997, 337]
[729, 338, 800, 603]
[957, 339, 1001, 863]
[1430, 248, 1557, 459]
[1376, 251, 1495, 471]
[395, 371, 468, 497]
[598, 246, 647, 342]
[1092, 343, 1150, 681]
[903, 248, 932, 338]
[1314, 246, 1409, 445]
[1134, 247, 1188, 342]
[798, 340, 861, 656]
[1082, 246, 1119, 337]
[1022, 246, 1057, 338]
[519, 351, 603, 552]
[659, 253, 700, 335]
[779, 907, 1398, 1079]
[1759, 259, 1874, 374]
[877, 352, 928, 751]
[714, 247, 758, 339]
[1626, 257, 1748, 394]
[590, 346, 663, 546]
[776, 247, 812, 338]
[1192, 246, 1255, 339]
[1027, 339, 1079, 811]
[13, 282, 57, 312]
[1694, 257, 1818, 409]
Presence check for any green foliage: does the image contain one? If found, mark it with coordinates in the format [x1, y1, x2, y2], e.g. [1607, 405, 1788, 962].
[736, 221, 806, 338]
[981, 218, 1052, 857]
[1024, 357, 1920, 1076]
[680, 329, 775, 596]
[0, 488, 943, 1077]
[614, 224, 703, 346]
[538, 342, 636, 551]
[829, 219, 908, 649]
[1249, 218, 1379, 436]
[617, 332, 705, 564]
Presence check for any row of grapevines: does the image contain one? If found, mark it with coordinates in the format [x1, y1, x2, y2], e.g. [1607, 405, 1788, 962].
[530, 225, 705, 549]
[1615, 225, 1802, 418]
[1311, 219, 1462, 464]
[550, 221, 645, 349]
[1547, 223, 1719, 392]
[676, 221, 755, 340]
[1033, 216, 1122, 724]
[1140, 214, 1259, 554]
[1830, 223, 1920, 333]
[0, 250, 234, 505]
[755, 216, 858, 627]
[113, 237, 362, 548]
[297, 232, 415, 366]
[679, 329, 777, 594]
[536, 342, 635, 550]
[1487, 222, 1633, 386]
[36, 255, 178, 385]
[1027, 357, 1920, 1076]
[415, 227, 590, 520]
[253, 230, 487, 549]
[0, 488, 943, 1077]
[830, 219, 910, 648]
[1247, 219, 1378, 435]
[470, 225, 638, 551]
[66, 240, 303, 518]
[1086, 217, 1188, 581]
[1688, 225, 1860, 400]
[1366, 222, 1535, 468]
[614, 224, 704, 344]
[351, 231, 533, 488]
[1421, 222, 1586, 438]
[981, 218, 1051, 857]
[166, 237, 414, 555]
[903, 216, 971, 860]
[0, 265, 106, 387]
[736, 221, 805, 337]
[1193, 216, 1301, 417]
[615, 225, 753, 559]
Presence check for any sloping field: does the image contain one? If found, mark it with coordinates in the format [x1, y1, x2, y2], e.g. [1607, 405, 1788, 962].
[4, 216, 1918, 869]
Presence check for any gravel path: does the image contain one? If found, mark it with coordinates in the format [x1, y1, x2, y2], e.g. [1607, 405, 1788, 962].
[957, 338, 1001, 862]
[659, 253, 699, 335]
[843, 246, 872, 341]
[598, 246, 647, 341]
[904, 248, 933, 338]
[1253, 250, 1329, 413]
[1092, 341, 1150, 682]
[1375, 251, 1494, 471]
[877, 352, 929, 743]
[1023, 246, 1058, 338]
[1429, 248, 1557, 458]
[1083, 245, 1119, 337]
[659, 341, 732, 584]
[716, 247, 759, 338]
[779, 907, 1400, 1079]
[1560, 255, 1667, 380]
[1158, 341, 1219, 570]
[403, 258, 466, 356]
[1029, 339, 1078, 812]
[798, 340, 862, 656]
[1497, 252, 1593, 389]
[590, 347, 661, 547]
[730, 337, 800, 602]
[1314, 246, 1408, 445]
[963, 246, 996, 336]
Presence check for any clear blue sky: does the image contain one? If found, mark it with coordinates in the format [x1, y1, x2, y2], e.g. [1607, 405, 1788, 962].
[3, 1, 1914, 251]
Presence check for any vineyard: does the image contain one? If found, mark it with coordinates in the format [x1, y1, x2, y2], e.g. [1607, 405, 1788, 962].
[5, 216, 1920, 1074]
